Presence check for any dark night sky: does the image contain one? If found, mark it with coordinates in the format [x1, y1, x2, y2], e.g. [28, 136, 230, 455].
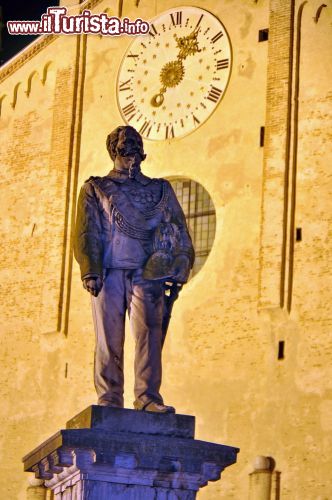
[0, 1, 59, 66]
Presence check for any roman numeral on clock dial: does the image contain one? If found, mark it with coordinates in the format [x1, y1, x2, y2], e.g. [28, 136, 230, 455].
[149, 24, 158, 37]
[211, 31, 224, 44]
[127, 52, 139, 61]
[216, 59, 229, 70]
[207, 86, 222, 103]
[139, 120, 152, 137]
[165, 125, 175, 139]
[170, 11, 182, 26]
[119, 79, 131, 91]
[122, 102, 136, 120]
[193, 115, 200, 126]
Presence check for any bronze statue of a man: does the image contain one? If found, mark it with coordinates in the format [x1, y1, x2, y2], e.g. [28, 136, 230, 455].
[74, 126, 194, 413]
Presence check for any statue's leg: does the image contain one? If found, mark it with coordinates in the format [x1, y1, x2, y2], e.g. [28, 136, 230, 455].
[127, 269, 164, 406]
[91, 269, 127, 407]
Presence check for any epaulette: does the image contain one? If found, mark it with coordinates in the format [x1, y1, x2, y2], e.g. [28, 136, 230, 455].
[84, 175, 102, 183]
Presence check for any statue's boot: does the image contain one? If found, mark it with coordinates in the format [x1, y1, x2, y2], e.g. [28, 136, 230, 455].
[133, 399, 175, 413]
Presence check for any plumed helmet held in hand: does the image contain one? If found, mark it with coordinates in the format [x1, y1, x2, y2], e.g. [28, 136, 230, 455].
[106, 126, 147, 161]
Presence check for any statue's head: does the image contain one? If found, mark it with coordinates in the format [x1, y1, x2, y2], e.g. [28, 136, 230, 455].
[106, 126, 146, 162]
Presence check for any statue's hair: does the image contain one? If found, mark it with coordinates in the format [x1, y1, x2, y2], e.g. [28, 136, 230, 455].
[106, 126, 146, 161]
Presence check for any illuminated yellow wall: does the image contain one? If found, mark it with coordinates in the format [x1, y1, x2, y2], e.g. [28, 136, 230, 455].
[0, 0, 331, 498]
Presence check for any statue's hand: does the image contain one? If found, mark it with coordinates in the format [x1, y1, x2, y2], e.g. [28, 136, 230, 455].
[83, 277, 103, 297]
[171, 255, 191, 284]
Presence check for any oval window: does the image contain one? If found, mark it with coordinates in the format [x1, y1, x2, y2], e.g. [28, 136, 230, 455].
[168, 177, 216, 279]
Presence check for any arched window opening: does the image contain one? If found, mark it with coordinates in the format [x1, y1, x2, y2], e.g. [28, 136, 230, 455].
[168, 177, 216, 279]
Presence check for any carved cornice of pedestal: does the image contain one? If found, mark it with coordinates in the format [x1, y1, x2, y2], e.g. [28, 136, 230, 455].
[23, 408, 239, 496]
[30, 448, 74, 480]
[24, 429, 238, 492]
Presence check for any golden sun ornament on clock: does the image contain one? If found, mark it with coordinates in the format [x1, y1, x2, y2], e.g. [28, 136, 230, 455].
[117, 6, 232, 140]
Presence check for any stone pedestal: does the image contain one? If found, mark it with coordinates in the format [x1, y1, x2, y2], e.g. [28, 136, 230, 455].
[23, 406, 239, 499]
[249, 456, 279, 500]
[26, 477, 47, 500]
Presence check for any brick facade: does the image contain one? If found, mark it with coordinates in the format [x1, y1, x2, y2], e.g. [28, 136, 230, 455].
[0, 0, 331, 498]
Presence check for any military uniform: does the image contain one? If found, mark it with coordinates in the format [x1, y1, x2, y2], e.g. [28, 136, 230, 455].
[74, 169, 194, 407]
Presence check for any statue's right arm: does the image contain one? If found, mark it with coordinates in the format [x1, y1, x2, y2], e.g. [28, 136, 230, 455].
[74, 182, 104, 290]
[82, 276, 103, 297]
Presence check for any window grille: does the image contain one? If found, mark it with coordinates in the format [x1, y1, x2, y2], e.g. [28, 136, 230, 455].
[168, 178, 216, 278]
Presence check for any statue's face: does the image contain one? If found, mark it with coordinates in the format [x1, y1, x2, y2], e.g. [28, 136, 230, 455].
[116, 128, 143, 156]
[113, 128, 144, 176]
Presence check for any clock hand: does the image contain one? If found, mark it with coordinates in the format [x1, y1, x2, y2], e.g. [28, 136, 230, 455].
[175, 27, 202, 60]
[151, 29, 202, 108]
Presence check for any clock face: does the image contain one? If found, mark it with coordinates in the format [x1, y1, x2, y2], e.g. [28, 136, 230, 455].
[117, 6, 232, 141]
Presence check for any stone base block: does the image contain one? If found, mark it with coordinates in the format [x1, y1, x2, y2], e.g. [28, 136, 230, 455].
[23, 406, 239, 499]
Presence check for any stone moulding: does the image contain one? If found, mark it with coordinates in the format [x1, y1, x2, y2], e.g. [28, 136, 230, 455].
[66, 405, 196, 438]
[22, 406, 239, 498]
[0, 35, 57, 84]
